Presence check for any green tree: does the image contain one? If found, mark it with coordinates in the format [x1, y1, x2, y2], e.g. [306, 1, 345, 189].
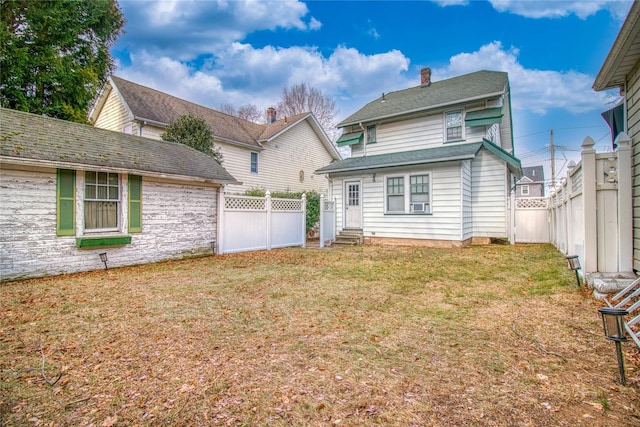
[1, 0, 124, 123]
[161, 114, 223, 164]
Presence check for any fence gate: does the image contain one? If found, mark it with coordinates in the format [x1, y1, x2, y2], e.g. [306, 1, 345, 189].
[514, 197, 550, 243]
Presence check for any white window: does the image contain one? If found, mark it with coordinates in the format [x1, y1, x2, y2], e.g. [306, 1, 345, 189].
[250, 152, 258, 173]
[84, 171, 120, 231]
[367, 125, 377, 143]
[386, 177, 404, 212]
[445, 110, 463, 141]
[386, 173, 431, 214]
[521, 185, 530, 196]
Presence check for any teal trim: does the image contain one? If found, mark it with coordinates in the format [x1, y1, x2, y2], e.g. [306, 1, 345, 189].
[465, 107, 503, 126]
[76, 236, 132, 248]
[481, 139, 521, 174]
[336, 132, 363, 147]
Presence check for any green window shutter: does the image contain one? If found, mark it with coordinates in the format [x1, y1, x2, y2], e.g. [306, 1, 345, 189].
[56, 169, 76, 236]
[128, 175, 142, 233]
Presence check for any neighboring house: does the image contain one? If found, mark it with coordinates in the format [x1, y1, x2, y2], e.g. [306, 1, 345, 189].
[0, 108, 238, 281]
[89, 76, 341, 194]
[316, 69, 521, 247]
[516, 166, 545, 198]
[593, 1, 640, 271]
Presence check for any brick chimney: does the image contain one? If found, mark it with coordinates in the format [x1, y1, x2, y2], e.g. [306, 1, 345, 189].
[267, 107, 277, 123]
[420, 67, 431, 87]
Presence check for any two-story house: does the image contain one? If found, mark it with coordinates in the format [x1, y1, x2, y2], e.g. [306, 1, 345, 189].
[316, 69, 521, 247]
[89, 76, 341, 194]
[516, 166, 545, 198]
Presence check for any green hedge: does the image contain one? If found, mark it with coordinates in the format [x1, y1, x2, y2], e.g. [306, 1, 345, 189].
[244, 188, 321, 234]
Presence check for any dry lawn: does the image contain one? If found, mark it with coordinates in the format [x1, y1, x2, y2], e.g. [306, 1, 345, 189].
[1, 244, 639, 426]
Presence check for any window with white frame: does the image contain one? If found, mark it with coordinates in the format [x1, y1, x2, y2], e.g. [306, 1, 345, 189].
[367, 125, 377, 143]
[521, 185, 529, 196]
[386, 177, 404, 212]
[84, 171, 120, 230]
[445, 110, 463, 141]
[386, 173, 431, 214]
[410, 175, 430, 212]
[250, 152, 258, 173]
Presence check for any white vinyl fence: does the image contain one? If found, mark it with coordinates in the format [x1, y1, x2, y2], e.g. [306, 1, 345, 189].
[514, 197, 549, 243]
[514, 134, 633, 275]
[218, 192, 306, 254]
[319, 194, 336, 248]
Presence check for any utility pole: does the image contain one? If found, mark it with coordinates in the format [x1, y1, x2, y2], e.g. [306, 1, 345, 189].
[550, 129, 555, 189]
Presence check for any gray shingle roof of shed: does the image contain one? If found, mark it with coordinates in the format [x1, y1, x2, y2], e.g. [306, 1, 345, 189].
[338, 70, 508, 127]
[0, 108, 239, 184]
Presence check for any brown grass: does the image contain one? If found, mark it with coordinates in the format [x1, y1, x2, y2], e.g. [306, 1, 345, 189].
[1, 244, 639, 426]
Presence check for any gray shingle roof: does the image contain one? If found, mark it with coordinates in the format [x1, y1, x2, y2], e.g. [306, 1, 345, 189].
[316, 139, 521, 175]
[109, 77, 317, 149]
[521, 166, 545, 182]
[338, 70, 508, 127]
[0, 108, 239, 184]
[315, 142, 484, 174]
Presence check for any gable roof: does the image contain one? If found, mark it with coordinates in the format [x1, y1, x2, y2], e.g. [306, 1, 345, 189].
[315, 140, 520, 175]
[0, 108, 239, 184]
[338, 70, 509, 127]
[593, 2, 640, 91]
[520, 165, 545, 183]
[90, 76, 340, 159]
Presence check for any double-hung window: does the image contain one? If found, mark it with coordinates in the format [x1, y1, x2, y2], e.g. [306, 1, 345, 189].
[84, 171, 120, 231]
[521, 185, 530, 196]
[386, 177, 404, 212]
[386, 173, 431, 214]
[445, 110, 463, 141]
[410, 175, 430, 213]
[250, 152, 258, 173]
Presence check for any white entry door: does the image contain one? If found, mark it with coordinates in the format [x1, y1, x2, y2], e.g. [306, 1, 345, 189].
[345, 181, 362, 229]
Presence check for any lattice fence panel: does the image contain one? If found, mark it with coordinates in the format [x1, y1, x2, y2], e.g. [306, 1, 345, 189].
[272, 198, 302, 211]
[516, 197, 549, 209]
[225, 196, 265, 210]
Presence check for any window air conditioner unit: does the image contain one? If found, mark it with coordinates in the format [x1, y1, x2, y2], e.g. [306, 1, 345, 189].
[411, 203, 426, 212]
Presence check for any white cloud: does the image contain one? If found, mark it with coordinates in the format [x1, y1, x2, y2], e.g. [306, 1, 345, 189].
[116, 43, 411, 118]
[431, 0, 632, 20]
[488, 0, 631, 20]
[434, 41, 612, 115]
[117, 0, 320, 60]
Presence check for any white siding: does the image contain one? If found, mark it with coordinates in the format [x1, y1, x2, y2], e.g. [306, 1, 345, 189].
[471, 150, 509, 237]
[367, 115, 444, 155]
[1, 165, 219, 281]
[332, 163, 463, 241]
[92, 88, 131, 132]
[461, 160, 473, 240]
[222, 119, 334, 194]
[350, 105, 500, 159]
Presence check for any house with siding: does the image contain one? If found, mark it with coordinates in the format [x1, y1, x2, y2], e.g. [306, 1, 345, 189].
[89, 76, 341, 194]
[516, 166, 545, 198]
[316, 69, 521, 247]
[0, 108, 238, 281]
[593, 0, 640, 271]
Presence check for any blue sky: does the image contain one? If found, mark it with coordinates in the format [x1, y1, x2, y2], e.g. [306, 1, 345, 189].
[112, 0, 633, 187]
